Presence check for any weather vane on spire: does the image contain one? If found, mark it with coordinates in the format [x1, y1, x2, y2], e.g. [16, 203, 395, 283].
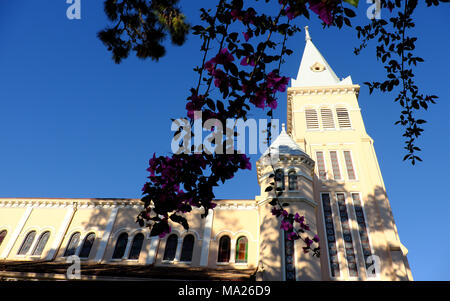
[305, 26, 311, 41]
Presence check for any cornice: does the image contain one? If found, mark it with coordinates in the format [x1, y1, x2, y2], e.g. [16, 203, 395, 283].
[0, 198, 143, 209]
[257, 196, 317, 208]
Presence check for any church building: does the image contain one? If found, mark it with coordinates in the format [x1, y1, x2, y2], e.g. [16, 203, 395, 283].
[0, 27, 412, 281]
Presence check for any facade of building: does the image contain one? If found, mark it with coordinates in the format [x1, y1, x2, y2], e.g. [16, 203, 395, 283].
[0, 27, 412, 281]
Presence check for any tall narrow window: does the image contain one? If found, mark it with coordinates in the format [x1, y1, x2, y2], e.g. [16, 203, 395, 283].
[321, 108, 335, 129]
[305, 109, 319, 129]
[235, 236, 248, 264]
[336, 107, 352, 129]
[344, 151, 356, 180]
[128, 233, 144, 260]
[32, 231, 50, 256]
[64, 232, 81, 257]
[180, 234, 195, 262]
[351, 193, 376, 278]
[79, 233, 95, 259]
[329, 151, 341, 180]
[275, 169, 285, 191]
[0, 230, 7, 248]
[18, 231, 36, 255]
[316, 151, 327, 180]
[336, 193, 358, 277]
[112, 233, 128, 259]
[288, 171, 298, 191]
[321, 193, 340, 278]
[217, 236, 231, 263]
[163, 234, 178, 261]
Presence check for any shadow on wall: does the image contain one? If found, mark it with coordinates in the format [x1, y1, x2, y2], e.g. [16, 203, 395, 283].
[257, 181, 411, 281]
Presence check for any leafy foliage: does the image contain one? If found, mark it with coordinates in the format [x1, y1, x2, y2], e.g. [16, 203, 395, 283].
[98, 0, 447, 252]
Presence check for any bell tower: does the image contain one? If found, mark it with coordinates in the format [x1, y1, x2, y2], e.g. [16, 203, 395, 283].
[286, 27, 413, 280]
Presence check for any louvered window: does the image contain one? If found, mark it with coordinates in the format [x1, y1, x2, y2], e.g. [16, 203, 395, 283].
[316, 151, 327, 180]
[336, 107, 351, 129]
[305, 109, 319, 129]
[330, 151, 341, 180]
[321, 108, 335, 129]
[344, 151, 356, 180]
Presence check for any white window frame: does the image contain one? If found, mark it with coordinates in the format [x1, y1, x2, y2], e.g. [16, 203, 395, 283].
[329, 150, 343, 181]
[315, 151, 328, 181]
[343, 150, 358, 181]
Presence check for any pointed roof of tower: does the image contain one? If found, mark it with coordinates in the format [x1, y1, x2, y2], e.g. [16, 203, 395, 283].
[260, 124, 307, 158]
[291, 26, 353, 87]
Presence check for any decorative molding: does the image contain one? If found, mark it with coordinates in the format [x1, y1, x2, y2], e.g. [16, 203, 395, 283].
[199, 209, 214, 267]
[257, 196, 317, 208]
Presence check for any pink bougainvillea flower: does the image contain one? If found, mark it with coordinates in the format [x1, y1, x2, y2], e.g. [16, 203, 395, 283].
[267, 71, 290, 92]
[211, 48, 234, 65]
[240, 56, 256, 67]
[281, 219, 293, 231]
[243, 30, 253, 42]
[308, 0, 333, 25]
[313, 234, 320, 243]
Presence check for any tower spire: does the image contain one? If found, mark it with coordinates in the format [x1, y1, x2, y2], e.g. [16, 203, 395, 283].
[291, 26, 353, 87]
[305, 26, 311, 41]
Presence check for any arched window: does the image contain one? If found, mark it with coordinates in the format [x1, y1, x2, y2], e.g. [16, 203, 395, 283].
[217, 236, 231, 263]
[235, 236, 248, 264]
[128, 233, 144, 260]
[64, 232, 81, 257]
[32, 231, 50, 256]
[0, 230, 7, 247]
[288, 171, 298, 191]
[112, 233, 128, 259]
[321, 107, 335, 129]
[180, 234, 195, 262]
[275, 169, 285, 191]
[163, 234, 178, 261]
[17, 231, 36, 255]
[79, 233, 95, 259]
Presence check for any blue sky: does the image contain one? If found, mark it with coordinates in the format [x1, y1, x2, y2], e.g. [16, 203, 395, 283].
[0, 1, 449, 280]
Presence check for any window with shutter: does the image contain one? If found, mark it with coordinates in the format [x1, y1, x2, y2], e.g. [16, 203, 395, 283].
[305, 109, 319, 129]
[336, 107, 351, 129]
[316, 151, 327, 180]
[329, 151, 341, 180]
[321, 108, 335, 129]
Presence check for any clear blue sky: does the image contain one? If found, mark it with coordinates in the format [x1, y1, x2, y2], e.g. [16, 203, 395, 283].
[0, 1, 448, 280]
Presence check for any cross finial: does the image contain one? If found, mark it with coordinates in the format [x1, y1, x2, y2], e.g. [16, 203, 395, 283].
[305, 26, 311, 41]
